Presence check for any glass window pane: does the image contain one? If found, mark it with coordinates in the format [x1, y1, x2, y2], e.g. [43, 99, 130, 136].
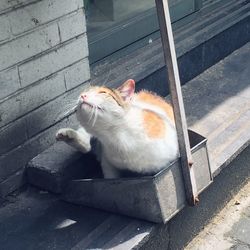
[85, 0, 202, 63]
[86, 0, 155, 39]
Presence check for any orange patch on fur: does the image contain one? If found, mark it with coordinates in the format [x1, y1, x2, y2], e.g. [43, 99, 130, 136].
[137, 91, 175, 122]
[142, 110, 165, 139]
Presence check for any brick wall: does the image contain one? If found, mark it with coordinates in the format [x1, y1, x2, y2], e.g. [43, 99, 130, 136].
[0, 0, 90, 196]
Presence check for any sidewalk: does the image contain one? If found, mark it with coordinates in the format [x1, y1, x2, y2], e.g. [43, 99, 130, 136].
[186, 179, 250, 250]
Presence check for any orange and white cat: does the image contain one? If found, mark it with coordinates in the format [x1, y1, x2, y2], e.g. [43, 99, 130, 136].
[56, 79, 179, 178]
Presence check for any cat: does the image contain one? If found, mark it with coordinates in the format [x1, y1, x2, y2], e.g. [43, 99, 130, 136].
[56, 79, 179, 178]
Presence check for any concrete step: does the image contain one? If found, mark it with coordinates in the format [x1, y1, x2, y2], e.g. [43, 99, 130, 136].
[26, 142, 92, 194]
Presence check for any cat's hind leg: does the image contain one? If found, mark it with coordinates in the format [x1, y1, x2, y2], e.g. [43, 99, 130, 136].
[56, 127, 91, 153]
[101, 156, 121, 179]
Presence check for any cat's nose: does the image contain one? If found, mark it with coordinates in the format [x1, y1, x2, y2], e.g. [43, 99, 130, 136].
[80, 94, 87, 101]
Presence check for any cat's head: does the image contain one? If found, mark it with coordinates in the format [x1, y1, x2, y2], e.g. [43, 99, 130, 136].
[76, 79, 135, 130]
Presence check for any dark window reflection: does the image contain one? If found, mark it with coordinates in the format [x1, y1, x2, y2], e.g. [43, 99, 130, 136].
[85, 0, 155, 39]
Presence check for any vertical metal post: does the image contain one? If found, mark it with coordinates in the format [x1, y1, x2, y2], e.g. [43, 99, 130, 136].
[155, 0, 198, 205]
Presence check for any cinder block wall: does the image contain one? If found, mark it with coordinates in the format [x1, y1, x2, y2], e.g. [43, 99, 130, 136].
[0, 0, 90, 196]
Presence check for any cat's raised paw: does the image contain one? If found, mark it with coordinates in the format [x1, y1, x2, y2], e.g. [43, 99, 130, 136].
[56, 128, 76, 142]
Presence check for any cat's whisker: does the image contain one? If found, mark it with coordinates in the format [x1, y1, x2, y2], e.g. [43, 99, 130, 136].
[65, 100, 78, 106]
[91, 106, 96, 127]
[61, 101, 78, 112]
[56, 104, 78, 120]
[64, 105, 78, 115]
[87, 110, 93, 124]
[92, 106, 98, 127]
[87, 106, 95, 124]
[63, 105, 77, 115]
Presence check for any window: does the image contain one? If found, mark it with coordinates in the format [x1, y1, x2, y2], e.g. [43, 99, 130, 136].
[85, 0, 202, 63]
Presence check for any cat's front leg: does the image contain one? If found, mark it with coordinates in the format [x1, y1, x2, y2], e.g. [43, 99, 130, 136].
[56, 127, 91, 153]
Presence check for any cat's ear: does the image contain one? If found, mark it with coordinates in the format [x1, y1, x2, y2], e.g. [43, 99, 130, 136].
[117, 79, 135, 101]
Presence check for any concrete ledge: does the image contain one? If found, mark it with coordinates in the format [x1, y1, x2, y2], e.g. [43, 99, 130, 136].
[27, 142, 96, 193]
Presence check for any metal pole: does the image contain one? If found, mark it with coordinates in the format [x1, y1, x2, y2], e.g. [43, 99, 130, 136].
[155, 0, 199, 206]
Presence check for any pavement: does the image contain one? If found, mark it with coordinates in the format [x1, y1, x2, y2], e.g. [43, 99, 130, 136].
[186, 177, 250, 250]
[161, 144, 250, 250]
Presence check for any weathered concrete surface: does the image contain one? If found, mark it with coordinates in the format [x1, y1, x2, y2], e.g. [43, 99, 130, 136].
[164, 144, 250, 250]
[185, 171, 250, 250]
[184, 42, 250, 174]
[27, 142, 99, 193]
[0, 188, 153, 250]
[1, 143, 250, 250]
